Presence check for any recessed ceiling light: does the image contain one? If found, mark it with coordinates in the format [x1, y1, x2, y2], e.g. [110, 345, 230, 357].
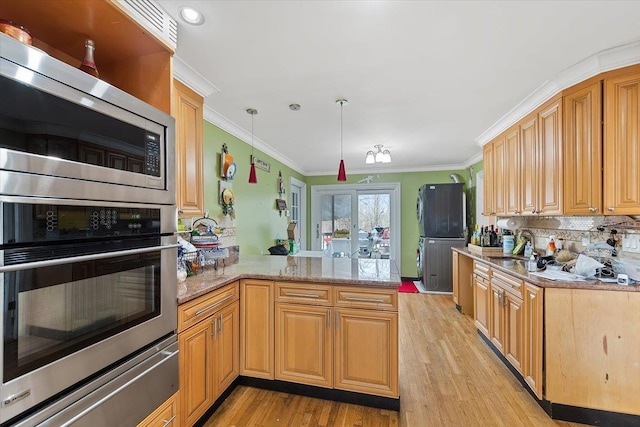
[179, 6, 204, 25]
[289, 104, 301, 111]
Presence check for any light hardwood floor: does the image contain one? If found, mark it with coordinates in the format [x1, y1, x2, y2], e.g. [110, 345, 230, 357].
[204, 293, 586, 427]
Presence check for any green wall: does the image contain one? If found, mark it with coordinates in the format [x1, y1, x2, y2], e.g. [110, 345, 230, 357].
[202, 120, 485, 278]
[202, 121, 305, 254]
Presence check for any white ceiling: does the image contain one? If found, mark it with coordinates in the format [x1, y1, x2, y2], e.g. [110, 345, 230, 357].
[156, 0, 640, 176]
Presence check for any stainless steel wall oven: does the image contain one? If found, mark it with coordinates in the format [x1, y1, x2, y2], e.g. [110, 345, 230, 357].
[1, 35, 178, 426]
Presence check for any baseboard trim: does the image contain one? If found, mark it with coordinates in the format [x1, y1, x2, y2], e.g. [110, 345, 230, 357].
[238, 376, 401, 411]
[477, 330, 639, 426]
[193, 377, 241, 427]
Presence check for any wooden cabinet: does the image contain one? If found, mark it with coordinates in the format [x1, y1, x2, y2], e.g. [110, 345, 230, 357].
[489, 283, 505, 353]
[334, 308, 398, 397]
[472, 261, 491, 337]
[483, 143, 495, 216]
[272, 282, 399, 398]
[136, 391, 179, 427]
[178, 283, 239, 427]
[505, 126, 522, 215]
[275, 303, 333, 388]
[452, 251, 474, 316]
[520, 113, 538, 215]
[563, 80, 603, 215]
[603, 68, 640, 214]
[546, 288, 640, 415]
[492, 136, 507, 215]
[523, 283, 543, 399]
[240, 279, 274, 379]
[537, 96, 564, 215]
[0, 0, 173, 114]
[490, 270, 524, 373]
[173, 80, 204, 217]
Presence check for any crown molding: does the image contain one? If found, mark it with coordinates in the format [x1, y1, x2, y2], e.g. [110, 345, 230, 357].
[203, 105, 304, 174]
[476, 39, 640, 146]
[173, 55, 221, 98]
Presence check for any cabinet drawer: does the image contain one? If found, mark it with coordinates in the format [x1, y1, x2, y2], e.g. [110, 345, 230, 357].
[473, 261, 491, 280]
[334, 287, 397, 311]
[491, 270, 523, 297]
[178, 281, 239, 332]
[275, 282, 332, 305]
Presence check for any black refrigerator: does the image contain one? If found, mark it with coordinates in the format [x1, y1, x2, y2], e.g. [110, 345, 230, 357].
[417, 183, 466, 292]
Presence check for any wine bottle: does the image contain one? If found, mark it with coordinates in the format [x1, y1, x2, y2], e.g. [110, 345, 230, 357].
[79, 39, 99, 78]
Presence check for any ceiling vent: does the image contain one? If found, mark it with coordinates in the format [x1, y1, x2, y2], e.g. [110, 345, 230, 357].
[118, 0, 178, 50]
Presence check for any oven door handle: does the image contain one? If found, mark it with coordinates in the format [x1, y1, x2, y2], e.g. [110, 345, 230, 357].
[0, 243, 181, 273]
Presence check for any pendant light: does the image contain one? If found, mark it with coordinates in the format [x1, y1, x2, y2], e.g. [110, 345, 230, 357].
[336, 98, 348, 181]
[247, 108, 258, 184]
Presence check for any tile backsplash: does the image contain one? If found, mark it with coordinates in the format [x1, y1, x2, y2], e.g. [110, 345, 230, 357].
[499, 215, 640, 258]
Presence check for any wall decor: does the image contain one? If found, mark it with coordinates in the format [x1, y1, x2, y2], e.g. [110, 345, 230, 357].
[277, 171, 285, 196]
[219, 180, 235, 218]
[220, 143, 236, 180]
[276, 198, 287, 216]
[251, 155, 270, 172]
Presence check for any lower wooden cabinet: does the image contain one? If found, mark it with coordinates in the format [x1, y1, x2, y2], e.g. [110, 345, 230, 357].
[523, 283, 543, 398]
[334, 308, 398, 397]
[136, 391, 179, 427]
[240, 279, 274, 379]
[503, 290, 524, 373]
[473, 261, 491, 337]
[452, 251, 474, 315]
[275, 303, 333, 388]
[178, 283, 239, 427]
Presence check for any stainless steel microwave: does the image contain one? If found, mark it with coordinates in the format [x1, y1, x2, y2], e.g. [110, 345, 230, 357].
[0, 34, 175, 205]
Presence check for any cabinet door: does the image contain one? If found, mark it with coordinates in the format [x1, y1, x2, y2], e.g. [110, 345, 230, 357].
[563, 82, 602, 215]
[483, 143, 495, 216]
[452, 251, 459, 305]
[473, 276, 490, 337]
[214, 301, 240, 397]
[537, 96, 563, 215]
[523, 283, 543, 399]
[604, 70, 640, 214]
[136, 391, 179, 427]
[492, 136, 507, 216]
[503, 292, 524, 373]
[334, 308, 399, 398]
[173, 79, 204, 217]
[240, 279, 274, 379]
[275, 303, 332, 388]
[505, 126, 522, 215]
[521, 114, 538, 215]
[489, 285, 504, 353]
[179, 319, 214, 427]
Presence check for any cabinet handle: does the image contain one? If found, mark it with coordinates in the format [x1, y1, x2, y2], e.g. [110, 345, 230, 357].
[283, 292, 320, 298]
[502, 291, 507, 307]
[212, 318, 217, 340]
[589, 207, 597, 213]
[344, 296, 385, 303]
[162, 415, 176, 426]
[608, 206, 615, 212]
[470, 273, 473, 287]
[219, 313, 223, 335]
[195, 294, 235, 317]
[326, 309, 330, 329]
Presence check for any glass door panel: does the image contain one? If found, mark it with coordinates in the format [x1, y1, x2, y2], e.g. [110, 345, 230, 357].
[320, 194, 352, 254]
[357, 192, 391, 259]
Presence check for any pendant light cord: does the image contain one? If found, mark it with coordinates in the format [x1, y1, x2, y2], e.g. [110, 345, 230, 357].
[251, 113, 254, 157]
[340, 101, 343, 159]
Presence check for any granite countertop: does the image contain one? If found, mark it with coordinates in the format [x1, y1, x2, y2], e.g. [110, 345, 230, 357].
[178, 254, 401, 304]
[453, 247, 640, 292]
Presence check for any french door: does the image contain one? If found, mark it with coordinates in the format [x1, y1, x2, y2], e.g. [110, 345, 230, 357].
[311, 183, 400, 261]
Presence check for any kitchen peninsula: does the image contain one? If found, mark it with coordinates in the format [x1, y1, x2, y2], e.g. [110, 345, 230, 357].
[452, 248, 640, 427]
[175, 254, 400, 427]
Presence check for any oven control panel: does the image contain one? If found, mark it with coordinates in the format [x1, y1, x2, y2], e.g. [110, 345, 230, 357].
[2, 203, 161, 245]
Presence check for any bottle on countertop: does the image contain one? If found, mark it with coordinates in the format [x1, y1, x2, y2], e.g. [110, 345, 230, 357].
[528, 254, 537, 272]
[523, 241, 533, 258]
[546, 236, 557, 256]
[79, 39, 99, 77]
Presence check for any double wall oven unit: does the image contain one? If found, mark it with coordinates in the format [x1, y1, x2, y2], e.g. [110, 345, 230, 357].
[1, 34, 178, 426]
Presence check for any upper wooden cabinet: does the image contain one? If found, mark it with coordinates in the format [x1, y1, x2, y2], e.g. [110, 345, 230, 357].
[483, 143, 495, 216]
[173, 80, 204, 217]
[536, 96, 563, 215]
[604, 68, 640, 214]
[0, 0, 173, 114]
[505, 126, 522, 215]
[492, 137, 507, 216]
[520, 113, 538, 215]
[563, 80, 603, 215]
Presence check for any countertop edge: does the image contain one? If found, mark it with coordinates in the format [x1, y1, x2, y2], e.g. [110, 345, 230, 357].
[453, 247, 640, 292]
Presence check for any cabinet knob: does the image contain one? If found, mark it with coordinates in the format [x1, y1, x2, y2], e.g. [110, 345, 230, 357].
[608, 206, 615, 212]
[531, 209, 536, 214]
[589, 207, 597, 213]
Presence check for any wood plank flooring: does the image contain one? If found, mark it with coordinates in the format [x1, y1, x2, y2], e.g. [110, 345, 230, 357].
[203, 293, 586, 427]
